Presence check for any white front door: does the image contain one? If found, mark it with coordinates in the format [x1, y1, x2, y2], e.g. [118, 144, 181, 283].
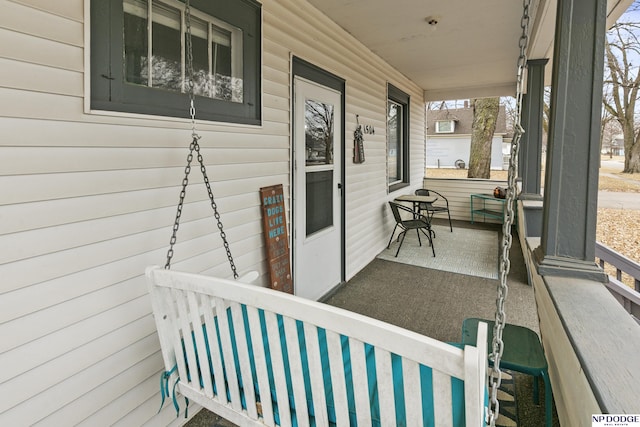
[293, 77, 343, 300]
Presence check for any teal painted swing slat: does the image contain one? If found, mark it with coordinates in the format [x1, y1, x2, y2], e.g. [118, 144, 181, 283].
[167, 307, 470, 426]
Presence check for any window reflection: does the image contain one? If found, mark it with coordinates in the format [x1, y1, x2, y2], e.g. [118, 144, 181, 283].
[306, 170, 333, 235]
[190, 17, 210, 96]
[388, 101, 402, 183]
[305, 99, 334, 166]
[122, 0, 243, 103]
[151, 2, 181, 91]
[124, 0, 149, 86]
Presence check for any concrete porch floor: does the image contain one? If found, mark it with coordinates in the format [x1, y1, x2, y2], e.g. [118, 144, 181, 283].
[186, 219, 558, 426]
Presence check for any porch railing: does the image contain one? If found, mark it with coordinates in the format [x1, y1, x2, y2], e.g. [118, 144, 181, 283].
[596, 242, 640, 324]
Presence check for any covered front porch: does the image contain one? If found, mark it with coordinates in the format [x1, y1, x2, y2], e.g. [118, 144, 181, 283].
[5, 0, 640, 424]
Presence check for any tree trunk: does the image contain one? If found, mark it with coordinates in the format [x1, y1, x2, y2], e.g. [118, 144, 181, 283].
[468, 98, 500, 179]
[629, 128, 640, 173]
[603, 23, 640, 174]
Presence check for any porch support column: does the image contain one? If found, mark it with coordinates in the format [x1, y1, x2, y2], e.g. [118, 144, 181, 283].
[519, 59, 548, 200]
[533, 0, 608, 282]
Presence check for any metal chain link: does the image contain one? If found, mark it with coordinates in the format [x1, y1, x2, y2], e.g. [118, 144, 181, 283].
[165, 0, 238, 279]
[185, 0, 198, 139]
[488, 0, 530, 425]
[165, 141, 195, 269]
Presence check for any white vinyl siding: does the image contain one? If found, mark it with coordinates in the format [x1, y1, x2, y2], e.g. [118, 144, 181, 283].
[0, 0, 424, 424]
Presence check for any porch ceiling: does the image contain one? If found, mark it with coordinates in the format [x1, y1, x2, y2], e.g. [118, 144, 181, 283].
[307, 0, 634, 101]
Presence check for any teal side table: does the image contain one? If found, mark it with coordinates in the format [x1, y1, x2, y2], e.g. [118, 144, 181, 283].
[461, 317, 552, 427]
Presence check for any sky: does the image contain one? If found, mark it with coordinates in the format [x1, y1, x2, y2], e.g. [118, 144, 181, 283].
[621, 0, 640, 22]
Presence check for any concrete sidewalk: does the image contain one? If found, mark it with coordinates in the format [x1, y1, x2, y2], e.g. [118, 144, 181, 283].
[598, 159, 640, 209]
[598, 190, 640, 210]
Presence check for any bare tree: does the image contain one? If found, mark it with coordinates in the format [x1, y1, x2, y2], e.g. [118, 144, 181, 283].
[427, 101, 450, 111]
[603, 21, 640, 172]
[543, 86, 551, 135]
[305, 100, 334, 163]
[468, 98, 500, 178]
[600, 90, 621, 158]
[502, 96, 517, 135]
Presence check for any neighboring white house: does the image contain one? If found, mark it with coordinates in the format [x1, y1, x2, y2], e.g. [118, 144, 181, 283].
[602, 133, 625, 156]
[426, 103, 509, 170]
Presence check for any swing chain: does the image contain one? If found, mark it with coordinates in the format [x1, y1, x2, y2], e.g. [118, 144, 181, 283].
[185, 0, 198, 139]
[165, 141, 195, 270]
[194, 140, 239, 279]
[164, 0, 238, 279]
[488, 0, 530, 425]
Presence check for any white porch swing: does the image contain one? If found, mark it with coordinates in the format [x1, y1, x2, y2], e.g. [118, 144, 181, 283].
[145, 1, 530, 425]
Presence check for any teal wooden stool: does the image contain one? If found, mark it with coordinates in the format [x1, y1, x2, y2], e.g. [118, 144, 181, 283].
[461, 318, 552, 427]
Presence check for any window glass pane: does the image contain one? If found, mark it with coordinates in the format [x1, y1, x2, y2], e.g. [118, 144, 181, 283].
[305, 99, 334, 165]
[306, 170, 333, 236]
[212, 27, 231, 76]
[437, 120, 453, 132]
[151, 1, 181, 91]
[189, 18, 210, 97]
[186, 19, 242, 102]
[123, 0, 149, 86]
[212, 26, 235, 101]
[388, 101, 401, 183]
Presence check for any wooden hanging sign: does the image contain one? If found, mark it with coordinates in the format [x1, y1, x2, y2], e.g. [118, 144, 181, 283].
[260, 184, 293, 293]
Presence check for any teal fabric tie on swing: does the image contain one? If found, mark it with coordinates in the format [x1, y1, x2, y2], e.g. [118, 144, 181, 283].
[159, 364, 189, 418]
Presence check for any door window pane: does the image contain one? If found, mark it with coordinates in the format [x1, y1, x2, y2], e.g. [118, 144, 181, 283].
[305, 99, 334, 165]
[306, 170, 333, 235]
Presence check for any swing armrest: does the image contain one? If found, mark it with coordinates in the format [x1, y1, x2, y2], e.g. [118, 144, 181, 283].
[237, 270, 260, 284]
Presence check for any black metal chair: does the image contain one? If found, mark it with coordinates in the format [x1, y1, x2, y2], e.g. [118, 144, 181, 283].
[415, 188, 453, 232]
[387, 201, 435, 257]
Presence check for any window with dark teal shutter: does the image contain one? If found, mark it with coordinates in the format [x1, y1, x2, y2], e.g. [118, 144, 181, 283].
[387, 84, 410, 191]
[91, 0, 261, 125]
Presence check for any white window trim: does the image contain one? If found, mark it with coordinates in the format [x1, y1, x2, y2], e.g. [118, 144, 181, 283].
[435, 120, 455, 133]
